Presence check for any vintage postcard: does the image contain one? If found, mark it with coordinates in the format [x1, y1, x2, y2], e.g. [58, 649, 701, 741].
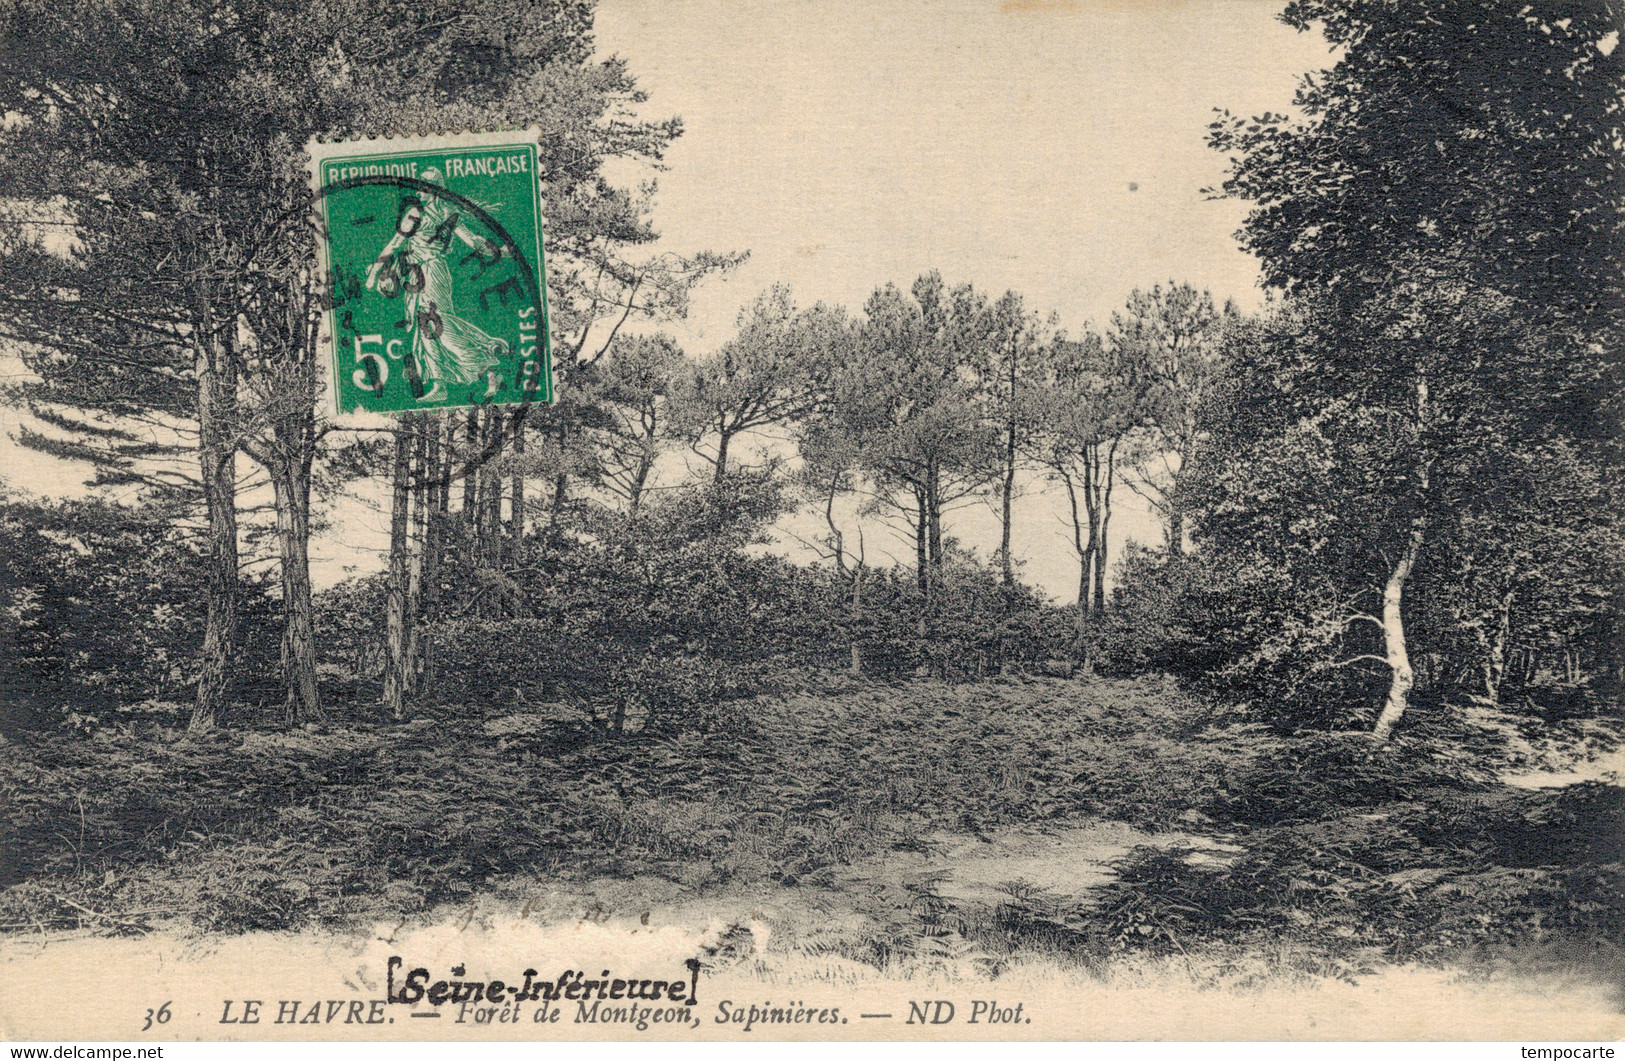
[0, 0, 1621, 1047]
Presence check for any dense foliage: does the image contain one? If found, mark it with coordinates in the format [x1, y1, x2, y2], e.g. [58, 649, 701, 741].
[0, 496, 283, 733]
[2, 677, 1616, 984]
[1142, 0, 1625, 729]
[316, 483, 1075, 732]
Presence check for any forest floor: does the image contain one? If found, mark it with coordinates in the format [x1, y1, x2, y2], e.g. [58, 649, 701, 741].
[1, 675, 1622, 1035]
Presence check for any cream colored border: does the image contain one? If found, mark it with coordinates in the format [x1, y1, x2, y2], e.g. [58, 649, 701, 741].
[1, 11, 1615, 1044]
[2, 913, 1620, 1041]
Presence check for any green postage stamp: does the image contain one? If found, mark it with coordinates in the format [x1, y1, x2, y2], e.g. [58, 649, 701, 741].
[308, 129, 552, 414]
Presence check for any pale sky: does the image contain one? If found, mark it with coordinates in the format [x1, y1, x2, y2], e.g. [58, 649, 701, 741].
[594, 0, 1330, 343]
[585, 0, 1334, 598]
[0, 0, 1335, 603]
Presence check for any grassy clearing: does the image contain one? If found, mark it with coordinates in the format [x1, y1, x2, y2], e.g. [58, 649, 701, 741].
[1, 675, 1619, 991]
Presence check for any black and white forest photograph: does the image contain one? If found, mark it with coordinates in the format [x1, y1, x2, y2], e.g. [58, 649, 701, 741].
[0, 0, 1621, 1043]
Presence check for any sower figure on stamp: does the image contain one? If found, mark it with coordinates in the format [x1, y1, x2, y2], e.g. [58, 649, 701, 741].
[366, 167, 509, 402]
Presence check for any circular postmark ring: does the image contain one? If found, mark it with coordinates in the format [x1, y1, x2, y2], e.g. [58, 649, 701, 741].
[307, 171, 550, 414]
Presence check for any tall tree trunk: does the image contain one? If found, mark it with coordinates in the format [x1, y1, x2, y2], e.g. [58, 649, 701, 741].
[419, 416, 446, 697]
[1000, 418, 1017, 591]
[509, 414, 526, 562]
[926, 464, 944, 664]
[927, 461, 943, 576]
[258, 273, 325, 727]
[999, 332, 1020, 590]
[1374, 376, 1433, 740]
[713, 427, 731, 486]
[270, 455, 321, 725]
[628, 457, 652, 519]
[549, 471, 568, 534]
[1092, 440, 1117, 615]
[482, 408, 504, 579]
[849, 562, 864, 676]
[471, 412, 488, 561]
[1058, 468, 1093, 634]
[1081, 447, 1103, 616]
[406, 419, 429, 698]
[435, 415, 453, 532]
[823, 479, 864, 675]
[914, 484, 929, 594]
[1372, 520, 1425, 740]
[462, 408, 479, 518]
[421, 416, 444, 626]
[1162, 437, 1192, 556]
[1166, 506, 1184, 557]
[190, 328, 238, 734]
[823, 478, 848, 573]
[383, 420, 414, 722]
